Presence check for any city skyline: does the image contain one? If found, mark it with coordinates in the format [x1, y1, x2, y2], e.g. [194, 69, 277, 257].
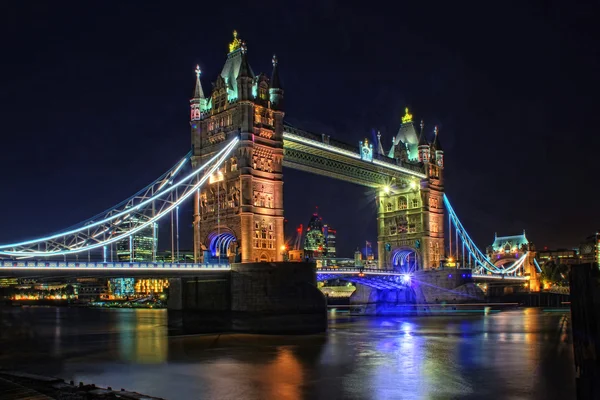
[1, 2, 598, 258]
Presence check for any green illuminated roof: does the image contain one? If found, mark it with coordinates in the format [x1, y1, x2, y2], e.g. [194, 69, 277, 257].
[492, 232, 529, 251]
[391, 122, 420, 161]
[220, 48, 255, 102]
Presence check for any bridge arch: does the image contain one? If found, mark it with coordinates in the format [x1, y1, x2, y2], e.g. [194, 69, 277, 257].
[205, 228, 238, 260]
[389, 246, 420, 273]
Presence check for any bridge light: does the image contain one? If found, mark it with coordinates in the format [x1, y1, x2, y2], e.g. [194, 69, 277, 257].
[280, 245, 286, 251]
[410, 181, 417, 190]
[401, 274, 411, 285]
[384, 185, 391, 194]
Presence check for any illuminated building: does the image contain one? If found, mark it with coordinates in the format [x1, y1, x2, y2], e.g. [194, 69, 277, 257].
[108, 278, 135, 298]
[0, 278, 17, 287]
[76, 278, 109, 301]
[537, 248, 579, 265]
[378, 113, 445, 269]
[192, 30, 285, 263]
[156, 250, 194, 263]
[116, 219, 157, 262]
[323, 225, 336, 258]
[304, 211, 325, 258]
[488, 231, 531, 254]
[579, 232, 600, 266]
[135, 279, 169, 295]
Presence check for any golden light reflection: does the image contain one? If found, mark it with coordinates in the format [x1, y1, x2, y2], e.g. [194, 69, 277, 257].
[117, 309, 168, 364]
[402, 107, 413, 124]
[260, 347, 303, 400]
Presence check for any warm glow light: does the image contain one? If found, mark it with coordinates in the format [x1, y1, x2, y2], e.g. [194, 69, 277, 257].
[384, 185, 391, 194]
[280, 245, 286, 251]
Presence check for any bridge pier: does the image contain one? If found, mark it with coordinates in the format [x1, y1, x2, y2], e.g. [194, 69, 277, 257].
[349, 269, 484, 315]
[168, 262, 327, 334]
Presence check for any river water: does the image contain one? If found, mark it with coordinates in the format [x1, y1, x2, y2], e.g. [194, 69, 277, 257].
[0, 307, 574, 400]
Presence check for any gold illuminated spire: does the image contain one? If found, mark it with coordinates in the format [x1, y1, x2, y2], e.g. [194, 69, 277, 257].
[229, 30, 242, 53]
[401, 107, 413, 124]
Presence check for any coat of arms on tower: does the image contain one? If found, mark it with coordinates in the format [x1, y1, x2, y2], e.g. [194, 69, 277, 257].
[359, 139, 373, 162]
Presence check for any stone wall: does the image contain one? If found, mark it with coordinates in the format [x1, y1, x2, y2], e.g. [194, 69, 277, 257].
[168, 262, 327, 334]
[230, 262, 327, 334]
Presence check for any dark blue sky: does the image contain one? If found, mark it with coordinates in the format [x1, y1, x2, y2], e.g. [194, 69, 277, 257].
[1, 0, 598, 257]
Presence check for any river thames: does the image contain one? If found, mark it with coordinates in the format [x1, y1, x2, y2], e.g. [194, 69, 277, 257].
[0, 307, 574, 399]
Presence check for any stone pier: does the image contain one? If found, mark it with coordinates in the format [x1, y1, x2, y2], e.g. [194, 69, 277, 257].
[349, 268, 484, 315]
[168, 262, 327, 334]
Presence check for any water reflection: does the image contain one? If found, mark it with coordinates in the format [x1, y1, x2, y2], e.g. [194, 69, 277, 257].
[116, 309, 167, 363]
[0, 307, 575, 400]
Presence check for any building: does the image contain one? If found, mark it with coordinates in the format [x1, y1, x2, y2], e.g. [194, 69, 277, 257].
[537, 248, 579, 265]
[377, 116, 445, 269]
[156, 250, 194, 263]
[191, 31, 285, 264]
[579, 232, 600, 266]
[108, 278, 135, 298]
[116, 219, 157, 262]
[304, 212, 325, 257]
[323, 225, 336, 258]
[76, 278, 109, 301]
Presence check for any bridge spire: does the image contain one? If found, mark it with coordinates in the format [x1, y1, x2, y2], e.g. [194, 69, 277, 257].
[417, 121, 430, 163]
[377, 131, 385, 155]
[190, 65, 206, 121]
[193, 65, 205, 99]
[269, 54, 284, 108]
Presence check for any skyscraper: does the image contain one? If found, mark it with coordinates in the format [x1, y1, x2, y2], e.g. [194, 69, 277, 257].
[304, 212, 325, 258]
[116, 219, 157, 262]
[323, 225, 336, 258]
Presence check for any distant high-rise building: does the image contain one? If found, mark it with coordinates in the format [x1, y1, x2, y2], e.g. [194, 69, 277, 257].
[324, 225, 336, 258]
[116, 219, 158, 262]
[303, 211, 337, 258]
[304, 212, 325, 258]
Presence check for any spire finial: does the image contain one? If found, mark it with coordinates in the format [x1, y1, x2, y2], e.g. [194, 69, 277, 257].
[241, 41, 247, 54]
[195, 65, 201, 79]
[272, 54, 278, 67]
[420, 120, 424, 131]
[402, 107, 413, 124]
[229, 30, 242, 53]
[434, 125, 438, 135]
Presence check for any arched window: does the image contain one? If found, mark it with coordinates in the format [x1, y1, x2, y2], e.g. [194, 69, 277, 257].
[398, 197, 408, 210]
[231, 158, 237, 172]
[386, 203, 393, 212]
[261, 229, 267, 239]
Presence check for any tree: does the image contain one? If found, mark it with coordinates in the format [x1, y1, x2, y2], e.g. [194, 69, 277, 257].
[541, 260, 569, 287]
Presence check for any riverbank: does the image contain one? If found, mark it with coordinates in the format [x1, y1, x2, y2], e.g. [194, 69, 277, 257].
[0, 371, 164, 399]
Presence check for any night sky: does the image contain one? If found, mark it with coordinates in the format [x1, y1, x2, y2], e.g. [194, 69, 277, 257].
[1, 1, 599, 257]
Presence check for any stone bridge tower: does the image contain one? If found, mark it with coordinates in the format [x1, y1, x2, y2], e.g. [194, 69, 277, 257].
[377, 109, 445, 270]
[190, 31, 285, 263]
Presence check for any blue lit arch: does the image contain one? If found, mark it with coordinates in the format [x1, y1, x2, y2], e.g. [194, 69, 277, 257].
[206, 229, 237, 258]
[390, 247, 419, 273]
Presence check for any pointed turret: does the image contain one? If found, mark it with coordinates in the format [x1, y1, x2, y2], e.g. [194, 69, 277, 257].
[190, 65, 206, 121]
[433, 126, 443, 167]
[418, 120, 430, 163]
[269, 54, 284, 108]
[377, 131, 385, 156]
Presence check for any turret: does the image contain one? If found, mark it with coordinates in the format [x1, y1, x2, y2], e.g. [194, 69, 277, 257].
[377, 131, 385, 156]
[417, 120, 430, 163]
[269, 55, 284, 109]
[432, 126, 443, 168]
[190, 65, 205, 121]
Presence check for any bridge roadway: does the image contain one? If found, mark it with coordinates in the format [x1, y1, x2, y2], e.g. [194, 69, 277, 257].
[0, 260, 529, 284]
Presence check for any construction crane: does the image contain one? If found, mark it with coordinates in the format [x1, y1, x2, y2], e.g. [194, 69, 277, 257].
[292, 224, 303, 250]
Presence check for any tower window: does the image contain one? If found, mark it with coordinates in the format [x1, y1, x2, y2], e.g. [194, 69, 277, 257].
[412, 199, 420, 208]
[398, 197, 408, 210]
[386, 203, 393, 212]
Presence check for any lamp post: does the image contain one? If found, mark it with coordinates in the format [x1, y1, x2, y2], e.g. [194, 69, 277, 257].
[280, 245, 288, 262]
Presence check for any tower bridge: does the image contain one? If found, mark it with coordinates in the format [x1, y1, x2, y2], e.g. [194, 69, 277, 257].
[0, 31, 541, 294]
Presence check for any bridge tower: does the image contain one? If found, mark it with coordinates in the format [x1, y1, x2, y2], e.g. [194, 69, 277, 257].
[378, 111, 445, 270]
[191, 31, 285, 263]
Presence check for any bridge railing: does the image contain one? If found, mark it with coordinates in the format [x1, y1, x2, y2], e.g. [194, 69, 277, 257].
[0, 260, 231, 270]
